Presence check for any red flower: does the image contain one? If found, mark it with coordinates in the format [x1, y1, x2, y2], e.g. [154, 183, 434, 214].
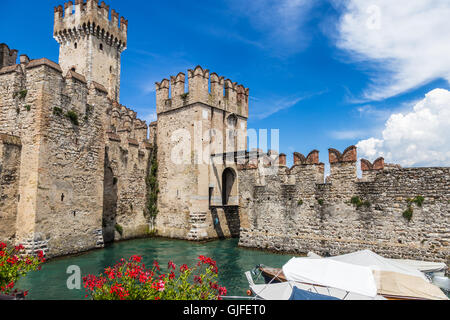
[7, 256, 18, 265]
[180, 264, 189, 272]
[130, 255, 142, 263]
[168, 261, 176, 270]
[219, 286, 227, 296]
[209, 282, 218, 290]
[169, 271, 175, 280]
[194, 275, 203, 284]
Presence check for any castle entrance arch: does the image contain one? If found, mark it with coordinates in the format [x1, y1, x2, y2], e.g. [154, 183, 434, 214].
[218, 167, 240, 238]
[222, 167, 236, 205]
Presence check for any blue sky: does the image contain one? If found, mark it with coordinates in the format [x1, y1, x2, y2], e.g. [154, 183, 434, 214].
[1, 0, 450, 168]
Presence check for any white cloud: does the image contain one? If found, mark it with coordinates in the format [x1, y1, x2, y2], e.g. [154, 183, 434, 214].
[226, 0, 315, 56]
[355, 105, 391, 121]
[142, 112, 157, 124]
[330, 130, 367, 140]
[333, 0, 450, 100]
[252, 96, 305, 120]
[357, 88, 450, 167]
[251, 90, 327, 120]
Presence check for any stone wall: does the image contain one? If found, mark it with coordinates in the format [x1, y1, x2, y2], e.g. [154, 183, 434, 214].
[238, 146, 450, 265]
[155, 66, 248, 240]
[0, 58, 106, 257]
[103, 133, 151, 243]
[0, 55, 151, 257]
[0, 134, 22, 244]
[0, 1, 151, 258]
[103, 100, 151, 245]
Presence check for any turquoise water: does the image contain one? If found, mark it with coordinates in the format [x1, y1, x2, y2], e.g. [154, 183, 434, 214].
[17, 238, 293, 300]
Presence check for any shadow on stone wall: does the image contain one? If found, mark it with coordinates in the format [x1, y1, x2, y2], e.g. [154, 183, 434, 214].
[102, 152, 118, 244]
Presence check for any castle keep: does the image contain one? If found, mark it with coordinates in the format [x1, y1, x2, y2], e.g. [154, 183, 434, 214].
[0, 1, 448, 264]
[0, 1, 150, 257]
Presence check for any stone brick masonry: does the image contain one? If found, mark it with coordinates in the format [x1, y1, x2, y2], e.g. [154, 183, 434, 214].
[0, 6, 151, 258]
[238, 147, 450, 265]
[0, 1, 449, 265]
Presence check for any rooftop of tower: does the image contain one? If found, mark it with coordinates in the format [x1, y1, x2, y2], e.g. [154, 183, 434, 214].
[54, 0, 127, 51]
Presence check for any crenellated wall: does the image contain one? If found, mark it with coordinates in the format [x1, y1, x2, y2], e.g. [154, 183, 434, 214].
[0, 53, 151, 257]
[0, 43, 18, 69]
[155, 66, 249, 240]
[238, 146, 450, 264]
[156, 66, 249, 118]
[2, 1, 448, 265]
[0, 57, 106, 257]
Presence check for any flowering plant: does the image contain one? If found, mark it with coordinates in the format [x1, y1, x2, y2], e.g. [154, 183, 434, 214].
[83, 255, 227, 300]
[0, 242, 45, 297]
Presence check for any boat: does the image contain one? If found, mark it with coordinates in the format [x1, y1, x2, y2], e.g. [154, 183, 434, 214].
[246, 278, 386, 300]
[246, 259, 386, 300]
[247, 250, 449, 300]
[258, 266, 287, 284]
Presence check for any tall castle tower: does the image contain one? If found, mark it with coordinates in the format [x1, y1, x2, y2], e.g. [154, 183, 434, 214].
[53, 0, 127, 102]
[155, 66, 250, 240]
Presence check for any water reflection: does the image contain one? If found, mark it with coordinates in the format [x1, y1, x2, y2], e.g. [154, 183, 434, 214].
[18, 238, 449, 300]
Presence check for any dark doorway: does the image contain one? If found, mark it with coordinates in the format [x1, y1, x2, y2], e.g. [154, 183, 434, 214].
[102, 152, 118, 244]
[222, 168, 236, 205]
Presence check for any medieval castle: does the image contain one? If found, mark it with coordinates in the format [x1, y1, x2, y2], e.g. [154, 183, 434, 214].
[0, 1, 448, 265]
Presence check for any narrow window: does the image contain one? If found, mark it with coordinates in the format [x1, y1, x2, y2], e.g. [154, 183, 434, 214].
[74, 42, 77, 49]
[110, 66, 112, 73]
[99, 43, 103, 51]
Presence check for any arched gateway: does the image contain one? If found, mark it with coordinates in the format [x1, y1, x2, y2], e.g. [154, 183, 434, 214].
[222, 168, 237, 206]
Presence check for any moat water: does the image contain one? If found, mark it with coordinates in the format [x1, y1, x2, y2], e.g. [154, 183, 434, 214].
[18, 238, 293, 300]
[17, 237, 450, 300]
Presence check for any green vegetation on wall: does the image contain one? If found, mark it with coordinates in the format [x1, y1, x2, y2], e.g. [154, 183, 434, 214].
[115, 224, 123, 236]
[407, 196, 425, 207]
[65, 110, 79, 126]
[53, 107, 63, 116]
[52, 107, 80, 126]
[402, 196, 425, 222]
[13, 89, 27, 100]
[402, 207, 413, 222]
[350, 196, 371, 208]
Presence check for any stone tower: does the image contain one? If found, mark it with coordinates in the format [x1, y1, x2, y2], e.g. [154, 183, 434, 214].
[155, 66, 249, 240]
[53, 0, 127, 102]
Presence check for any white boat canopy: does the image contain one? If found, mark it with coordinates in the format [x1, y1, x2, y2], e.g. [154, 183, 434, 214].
[328, 250, 427, 280]
[387, 259, 447, 274]
[282, 258, 378, 297]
